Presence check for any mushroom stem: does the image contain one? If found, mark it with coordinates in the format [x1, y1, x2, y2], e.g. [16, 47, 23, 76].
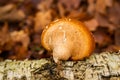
[53, 46, 71, 63]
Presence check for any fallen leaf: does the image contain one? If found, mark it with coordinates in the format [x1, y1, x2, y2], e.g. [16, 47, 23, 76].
[68, 11, 92, 21]
[58, 0, 81, 11]
[87, 0, 95, 13]
[10, 30, 30, 48]
[37, 0, 53, 11]
[57, 2, 66, 17]
[0, 4, 25, 21]
[108, 2, 120, 25]
[103, 45, 120, 52]
[0, 4, 15, 15]
[115, 28, 120, 46]
[0, 23, 13, 52]
[8, 44, 31, 60]
[95, 13, 116, 31]
[84, 18, 99, 31]
[95, 0, 108, 14]
[34, 10, 53, 32]
[93, 28, 112, 47]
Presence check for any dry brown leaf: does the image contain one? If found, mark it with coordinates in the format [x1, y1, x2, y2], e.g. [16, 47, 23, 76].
[58, 0, 81, 11]
[32, 33, 41, 45]
[0, 0, 10, 5]
[94, 28, 112, 47]
[105, 0, 113, 7]
[37, 0, 53, 11]
[0, 23, 13, 53]
[57, 2, 66, 17]
[7, 30, 30, 59]
[103, 45, 120, 52]
[0, 9, 25, 21]
[95, 0, 107, 14]
[31, 48, 50, 59]
[0, 23, 9, 46]
[68, 11, 92, 21]
[88, 0, 112, 13]
[95, 13, 116, 31]
[108, 2, 120, 25]
[115, 28, 120, 46]
[87, 0, 95, 13]
[34, 10, 53, 32]
[0, 4, 15, 15]
[0, 4, 25, 21]
[8, 44, 30, 60]
[10, 30, 30, 48]
[84, 18, 99, 31]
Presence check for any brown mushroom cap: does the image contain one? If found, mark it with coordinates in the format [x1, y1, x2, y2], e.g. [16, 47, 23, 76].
[41, 18, 95, 63]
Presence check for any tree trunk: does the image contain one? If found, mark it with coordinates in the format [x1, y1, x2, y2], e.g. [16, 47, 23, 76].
[0, 51, 120, 80]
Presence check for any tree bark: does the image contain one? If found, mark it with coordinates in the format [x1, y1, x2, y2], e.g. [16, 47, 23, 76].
[0, 51, 120, 80]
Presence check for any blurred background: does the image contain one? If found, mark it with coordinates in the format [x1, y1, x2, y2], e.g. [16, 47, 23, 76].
[0, 0, 120, 60]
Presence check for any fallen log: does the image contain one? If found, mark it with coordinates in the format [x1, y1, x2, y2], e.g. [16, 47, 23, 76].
[0, 51, 120, 80]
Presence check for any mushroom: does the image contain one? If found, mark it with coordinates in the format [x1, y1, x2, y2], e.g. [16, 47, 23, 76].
[41, 18, 95, 63]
